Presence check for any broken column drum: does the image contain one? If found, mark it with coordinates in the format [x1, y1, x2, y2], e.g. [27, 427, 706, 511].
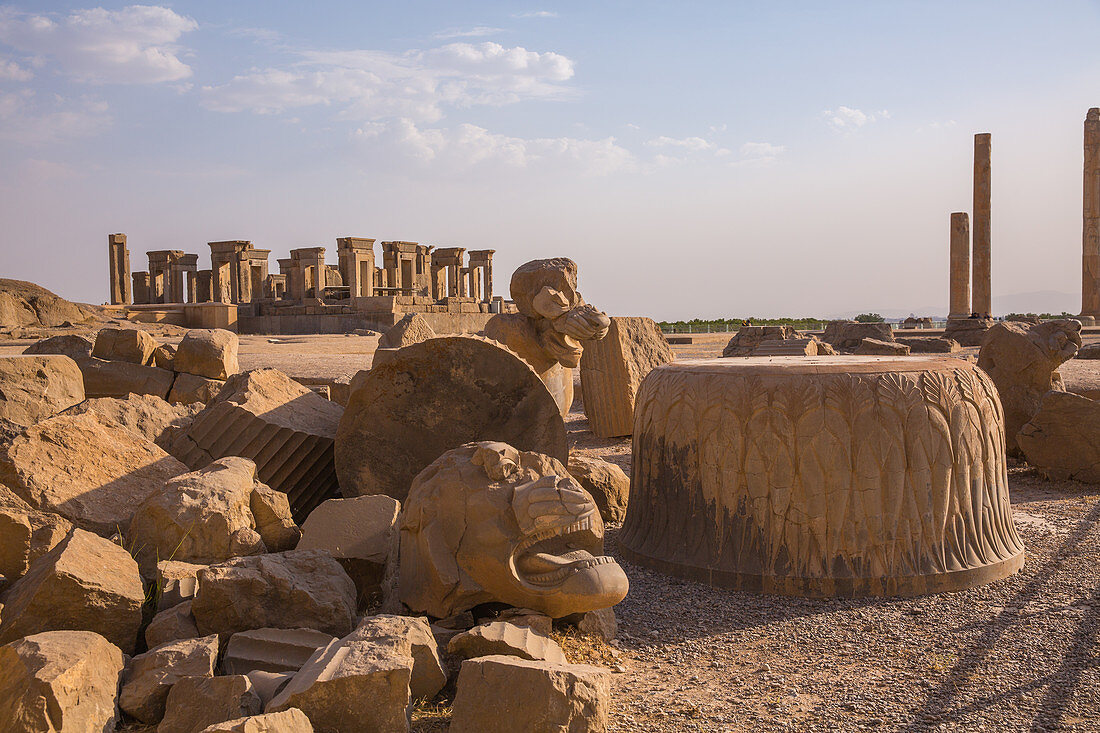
[620, 355, 1025, 597]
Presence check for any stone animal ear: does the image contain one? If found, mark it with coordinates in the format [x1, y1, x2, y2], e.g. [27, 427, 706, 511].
[471, 442, 521, 481]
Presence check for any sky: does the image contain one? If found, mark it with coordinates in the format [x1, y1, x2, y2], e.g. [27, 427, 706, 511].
[2, 1, 1100, 319]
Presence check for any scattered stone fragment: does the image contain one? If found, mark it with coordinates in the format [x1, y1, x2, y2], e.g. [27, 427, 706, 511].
[722, 325, 801, 357]
[23, 333, 94, 361]
[496, 608, 553, 636]
[336, 337, 567, 502]
[430, 612, 476, 647]
[250, 485, 301, 553]
[120, 634, 219, 723]
[159, 674, 262, 733]
[822, 320, 894, 349]
[0, 528, 145, 653]
[1077, 342, 1100, 359]
[79, 357, 177, 399]
[92, 327, 158, 365]
[0, 501, 72, 583]
[266, 634, 413, 733]
[223, 628, 336, 676]
[348, 615, 446, 701]
[0, 355, 85, 428]
[945, 316, 996, 346]
[567, 455, 630, 523]
[169, 372, 226, 405]
[60, 393, 199, 448]
[578, 316, 673, 438]
[175, 329, 240, 380]
[199, 709, 313, 733]
[146, 600, 201, 649]
[897, 336, 962, 353]
[245, 671, 294, 708]
[128, 456, 271, 573]
[448, 621, 566, 664]
[0, 630, 125, 733]
[1018, 390, 1100, 483]
[153, 343, 177, 370]
[192, 550, 357, 639]
[166, 368, 343, 521]
[378, 312, 436, 348]
[297, 495, 399, 606]
[575, 607, 618, 641]
[449, 655, 610, 733]
[156, 560, 205, 611]
[854, 338, 911, 356]
[977, 319, 1082, 452]
[751, 337, 821, 356]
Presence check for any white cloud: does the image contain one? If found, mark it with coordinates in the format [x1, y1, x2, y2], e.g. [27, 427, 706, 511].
[0, 5, 197, 84]
[352, 119, 634, 176]
[433, 26, 506, 40]
[646, 135, 714, 152]
[0, 55, 31, 81]
[512, 11, 558, 18]
[732, 141, 786, 166]
[202, 41, 576, 121]
[0, 91, 111, 144]
[822, 106, 890, 132]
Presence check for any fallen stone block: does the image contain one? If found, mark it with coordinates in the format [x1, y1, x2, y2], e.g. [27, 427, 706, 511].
[0, 502, 72, 583]
[721, 325, 801, 357]
[575, 607, 617, 641]
[60, 393, 199, 449]
[495, 608, 553, 636]
[128, 456, 268, 574]
[897, 336, 962, 353]
[199, 709, 313, 733]
[266, 636, 413, 733]
[378, 312, 435, 349]
[449, 655, 610, 733]
[146, 600, 200, 649]
[348, 615, 446, 701]
[169, 372, 226, 405]
[822, 320, 894, 349]
[175, 328, 240, 380]
[192, 550, 357, 639]
[0, 630, 125, 733]
[1077, 342, 1100, 359]
[0, 355, 85, 428]
[245, 671, 294, 709]
[165, 368, 343, 521]
[854, 338, 911, 356]
[250, 485, 300, 553]
[92, 327, 158, 365]
[567, 455, 629, 523]
[223, 627, 336, 676]
[448, 621, 566, 664]
[153, 343, 177, 370]
[297, 495, 399, 607]
[336, 337, 567, 502]
[156, 559, 205, 611]
[0, 412, 188, 535]
[578, 317, 673, 438]
[1018, 390, 1100, 483]
[79, 355, 176, 399]
[120, 634, 219, 723]
[159, 674, 262, 733]
[750, 337, 821, 356]
[23, 333, 93, 361]
[0, 528, 145, 653]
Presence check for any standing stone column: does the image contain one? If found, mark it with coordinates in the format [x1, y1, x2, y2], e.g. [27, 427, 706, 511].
[107, 233, 130, 305]
[1082, 108, 1100, 321]
[949, 212, 971, 319]
[972, 133, 992, 318]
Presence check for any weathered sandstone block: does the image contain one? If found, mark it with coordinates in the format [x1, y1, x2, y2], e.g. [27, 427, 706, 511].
[751, 337, 821, 356]
[347, 615, 446, 701]
[156, 559, 204, 610]
[0, 528, 145, 652]
[146, 600, 200, 649]
[378, 312, 435, 348]
[448, 621, 566, 663]
[576, 607, 617, 641]
[567, 455, 629, 523]
[92, 327, 158, 365]
[223, 627, 336, 676]
[0, 355, 84, 427]
[120, 634, 219, 723]
[855, 338, 911, 356]
[192, 550, 357, 639]
[336, 337, 567, 502]
[898, 337, 962, 353]
[944, 316, 994, 346]
[822, 320, 894, 349]
[0, 631, 125, 733]
[159, 675, 262, 733]
[297, 495, 399, 606]
[168, 372, 226, 405]
[0, 501, 71, 583]
[198, 709, 313, 733]
[79, 356, 176, 399]
[1077, 342, 1100, 359]
[722, 325, 800, 357]
[250, 485, 301, 552]
[166, 369, 343, 521]
[449, 655, 610, 733]
[578, 316, 673, 438]
[1017, 390, 1100, 483]
[977, 319, 1082, 452]
[23, 333, 93, 361]
[153, 343, 176, 370]
[175, 329, 240, 380]
[621, 356, 1025, 597]
[400, 442, 628, 619]
[60, 393, 198, 449]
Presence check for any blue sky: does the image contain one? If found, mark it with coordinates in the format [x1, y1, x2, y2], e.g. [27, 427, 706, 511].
[2, 1, 1100, 318]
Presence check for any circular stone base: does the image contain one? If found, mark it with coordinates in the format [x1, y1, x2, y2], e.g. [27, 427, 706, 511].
[620, 356, 1026, 598]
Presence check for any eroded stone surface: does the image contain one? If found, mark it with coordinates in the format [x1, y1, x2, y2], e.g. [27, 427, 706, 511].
[120, 634, 219, 723]
[223, 628, 336, 676]
[378, 313, 435, 349]
[400, 442, 628, 619]
[146, 600, 200, 649]
[60, 393, 198, 448]
[168, 372, 226, 405]
[198, 709, 313, 733]
[1018, 390, 1100, 483]
[156, 560, 204, 610]
[0, 503, 71, 583]
[175, 329, 240, 380]
[722, 325, 801, 357]
[348, 615, 446, 701]
[79, 357, 176, 399]
[855, 338, 911, 356]
[0, 355, 84, 428]
[567, 455, 629, 523]
[822, 321, 894, 349]
[159, 675, 262, 733]
[92, 327, 157, 365]
[448, 621, 566, 663]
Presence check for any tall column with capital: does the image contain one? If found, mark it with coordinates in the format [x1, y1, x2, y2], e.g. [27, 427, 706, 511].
[972, 133, 992, 318]
[1082, 108, 1100, 320]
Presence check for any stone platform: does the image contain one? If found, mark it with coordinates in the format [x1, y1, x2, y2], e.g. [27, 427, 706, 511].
[619, 355, 1025, 597]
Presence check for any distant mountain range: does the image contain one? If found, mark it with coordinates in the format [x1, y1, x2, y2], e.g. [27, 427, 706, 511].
[828, 290, 1080, 321]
